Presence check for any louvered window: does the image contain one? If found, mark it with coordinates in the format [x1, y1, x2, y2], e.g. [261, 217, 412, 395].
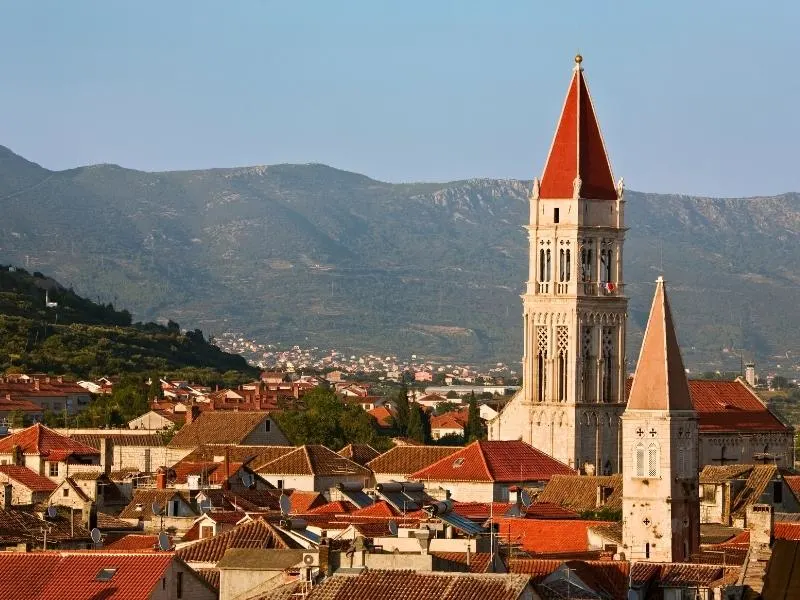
[648, 444, 659, 478]
[635, 443, 645, 478]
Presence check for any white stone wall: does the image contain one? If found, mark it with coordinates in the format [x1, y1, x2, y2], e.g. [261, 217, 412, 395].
[242, 418, 290, 445]
[148, 560, 217, 600]
[699, 432, 794, 468]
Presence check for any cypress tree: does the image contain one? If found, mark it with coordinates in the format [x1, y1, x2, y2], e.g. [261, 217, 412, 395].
[466, 392, 483, 442]
[395, 384, 410, 434]
[406, 403, 425, 443]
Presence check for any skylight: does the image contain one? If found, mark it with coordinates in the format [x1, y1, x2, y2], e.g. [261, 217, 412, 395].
[96, 568, 118, 582]
[452, 458, 465, 468]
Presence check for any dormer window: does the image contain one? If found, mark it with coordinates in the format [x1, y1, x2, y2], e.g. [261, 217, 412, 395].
[452, 458, 465, 468]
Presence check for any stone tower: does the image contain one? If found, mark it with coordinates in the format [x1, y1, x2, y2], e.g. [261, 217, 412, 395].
[489, 56, 627, 474]
[621, 277, 700, 562]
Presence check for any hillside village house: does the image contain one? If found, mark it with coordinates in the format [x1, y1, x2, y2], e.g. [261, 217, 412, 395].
[0, 464, 57, 505]
[0, 424, 101, 484]
[58, 429, 168, 473]
[129, 408, 185, 430]
[0, 375, 92, 415]
[255, 444, 373, 493]
[366, 445, 456, 485]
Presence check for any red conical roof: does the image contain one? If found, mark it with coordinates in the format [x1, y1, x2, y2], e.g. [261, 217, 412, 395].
[539, 57, 617, 200]
[626, 277, 694, 412]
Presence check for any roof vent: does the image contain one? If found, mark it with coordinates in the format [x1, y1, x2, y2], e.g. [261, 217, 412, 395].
[96, 568, 117, 582]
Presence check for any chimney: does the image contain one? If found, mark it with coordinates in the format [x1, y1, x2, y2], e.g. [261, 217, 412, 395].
[99, 438, 113, 475]
[745, 363, 757, 388]
[186, 405, 200, 425]
[156, 468, 168, 490]
[81, 501, 97, 530]
[2, 483, 13, 509]
[747, 504, 774, 549]
[11, 445, 22, 466]
[415, 528, 431, 555]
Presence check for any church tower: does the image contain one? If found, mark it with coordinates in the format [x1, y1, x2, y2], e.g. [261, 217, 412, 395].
[490, 56, 627, 474]
[621, 277, 700, 562]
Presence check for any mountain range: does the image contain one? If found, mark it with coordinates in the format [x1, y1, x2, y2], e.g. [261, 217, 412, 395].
[0, 145, 797, 371]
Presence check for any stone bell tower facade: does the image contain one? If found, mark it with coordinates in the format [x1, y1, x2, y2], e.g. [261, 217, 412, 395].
[490, 56, 627, 474]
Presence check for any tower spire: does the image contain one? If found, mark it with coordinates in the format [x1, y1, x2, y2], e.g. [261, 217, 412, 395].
[539, 55, 617, 201]
[626, 277, 694, 411]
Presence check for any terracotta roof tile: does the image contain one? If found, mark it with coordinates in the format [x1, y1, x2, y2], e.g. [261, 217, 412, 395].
[699, 465, 754, 485]
[410, 441, 576, 483]
[337, 444, 380, 466]
[366, 445, 455, 475]
[535, 475, 622, 512]
[104, 533, 162, 551]
[256, 445, 371, 478]
[184, 444, 295, 469]
[509, 559, 630, 599]
[68, 433, 165, 448]
[0, 551, 180, 600]
[168, 411, 275, 448]
[350, 501, 398, 517]
[118, 489, 194, 520]
[367, 406, 395, 428]
[195, 568, 220, 590]
[538, 60, 617, 201]
[430, 551, 493, 573]
[176, 518, 295, 563]
[289, 490, 327, 514]
[306, 570, 530, 600]
[0, 424, 99, 458]
[0, 465, 57, 492]
[308, 501, 354, 515]
[494, 518, 610, 555]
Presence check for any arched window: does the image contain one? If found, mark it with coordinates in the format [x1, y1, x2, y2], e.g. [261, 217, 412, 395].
[536, 327, 548, 403]
[556, 326, 568, 402]
[648, 443, 659, 478]
[600, 247, 612, 283]
[545, 249, 552, 281]
[539, 249, 546, 282]
[581, 241, 594, 282]
[565, 249, 571, 282]
[601, 327, 614, 402]
[635, 443, 645, 477]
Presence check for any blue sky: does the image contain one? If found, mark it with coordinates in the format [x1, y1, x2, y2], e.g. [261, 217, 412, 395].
[1, 1, 798, 196]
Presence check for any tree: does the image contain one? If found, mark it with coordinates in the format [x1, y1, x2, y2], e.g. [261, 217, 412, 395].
[394, 384, 410, 435]
[772, 376, 790, 390]
[434, 401, 460, 415]
[435, 433, 465, 446]
[446, 390, 459, 399]
[465, 392, 484, 442]
[9, 410, 25, 428]
[406, 403, 426, 443]
[148, 374, 163, 400]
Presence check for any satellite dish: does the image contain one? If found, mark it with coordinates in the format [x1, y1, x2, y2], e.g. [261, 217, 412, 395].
[279, 494, 291, 516]
[90, 528, 102, 544]
[46, 506, 58, 518]
[158, 531, 170, 551]
[388, 520, 398, 536]
[520, 490, 532, 508]
[198, 499, 212, 513]
[151, 502, 162, 516]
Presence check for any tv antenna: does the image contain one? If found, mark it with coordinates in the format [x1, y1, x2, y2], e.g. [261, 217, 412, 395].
[90, 527, 102, 547]
[158, 531, 170, 551]
[279, 493, 291, 516]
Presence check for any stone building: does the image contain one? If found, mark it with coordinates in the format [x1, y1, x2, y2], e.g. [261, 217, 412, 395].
[489, 55, 628, 473]
[621, 278, 700, 563]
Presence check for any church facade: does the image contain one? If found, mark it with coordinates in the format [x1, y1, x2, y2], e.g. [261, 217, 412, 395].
[489, 57, 795, 474]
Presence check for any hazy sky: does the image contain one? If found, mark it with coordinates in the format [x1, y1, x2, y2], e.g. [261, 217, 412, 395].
[1, 1, 798, 196]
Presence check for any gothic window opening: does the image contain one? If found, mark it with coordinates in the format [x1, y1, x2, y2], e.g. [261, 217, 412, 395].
[600, 244, 613, 284]
[647, 443, 659, 478]
[556, 326, 568, 402]
[635, 442, 645, 477]
[580, 241, 594, 282]
[559, 249, 565, 282]
[601, 327, 614, 402]
[582, 326, 594, 402]
[536, 327, 548, 402]
[546, 249, 552, 281]
[539, 249, 546, 282]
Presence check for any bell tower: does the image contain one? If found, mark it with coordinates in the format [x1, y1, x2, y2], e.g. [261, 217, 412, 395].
[621, 277, 700, 562]
[490, 56, 627, 474]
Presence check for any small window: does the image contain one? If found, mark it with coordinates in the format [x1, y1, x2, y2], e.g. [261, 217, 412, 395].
[647, 444, 659, 478]
[774, 481, 783, 504]
[265, 420, 271, 432]
[635, 444, 645, 478]
[645, 542, 650, 559]
[277, 479, 284, 489]
[49, 462, 59, 477]
[452, 458, 465, 468]
[63, 488, 69, 497]
[96, 568, 117, 582]
[553, 208, 560, 223]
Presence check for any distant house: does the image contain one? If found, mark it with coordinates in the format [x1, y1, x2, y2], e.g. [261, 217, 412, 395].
[416, 393, 451, 409]
[0, 424, 101, 484]
[60, 430, 167, 473]
[255, 444, 372, 493]
[0, 465, 57, 505]
[414, 371, 433, 382]
[430, 411, 467, 441]
[408, 440, 577, 502]
[338, 443, 380, 467]
[128, 409, 184, 430]
[367, 405, 396, 431]
[166, 411, 289, 465]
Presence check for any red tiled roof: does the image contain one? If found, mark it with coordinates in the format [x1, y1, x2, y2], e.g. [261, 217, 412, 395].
[337, 444, 380, 466]
[0, 551, 177, 600]
[176, 518, 294, 563]
[104, 534, 161, 551]
[430, 552, 493, 573]
[623, 378, 789, 433]
[776, 522, 800, 541]
[256, 445, 371, 478]
[308, 501, 353, 515]
[305, 570, 530, 600]
[367, 406, 395, 428]
[367, 445, 455, 475]
[0, 465, 57, 492]
[430, 412, 467, 431]
[508, 558, 630, 598]
[350, 501, 398, 518]
[538, 58, 617, 201]
[168, 411, 275, 448]
[495, 518, 610, 555]
[0, 424, 99, 458]
[785, 476, 800, 500]
[289, 490, 326, 514]
[410, 441, 576, 483]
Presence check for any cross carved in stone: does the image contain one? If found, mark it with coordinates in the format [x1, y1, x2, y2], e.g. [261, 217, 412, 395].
[710, 446, 736, 466]
[649, 428, 657, 437]
[636, 428, 644, 437]
[643, 518, 650, 526]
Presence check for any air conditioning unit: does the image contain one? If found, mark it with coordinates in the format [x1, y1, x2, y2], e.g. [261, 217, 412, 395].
[302, 553, 319, 567]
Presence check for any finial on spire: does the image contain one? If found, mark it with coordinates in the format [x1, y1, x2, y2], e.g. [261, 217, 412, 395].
[656, 275, 664, 283]
[575, 53, 583, 65]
